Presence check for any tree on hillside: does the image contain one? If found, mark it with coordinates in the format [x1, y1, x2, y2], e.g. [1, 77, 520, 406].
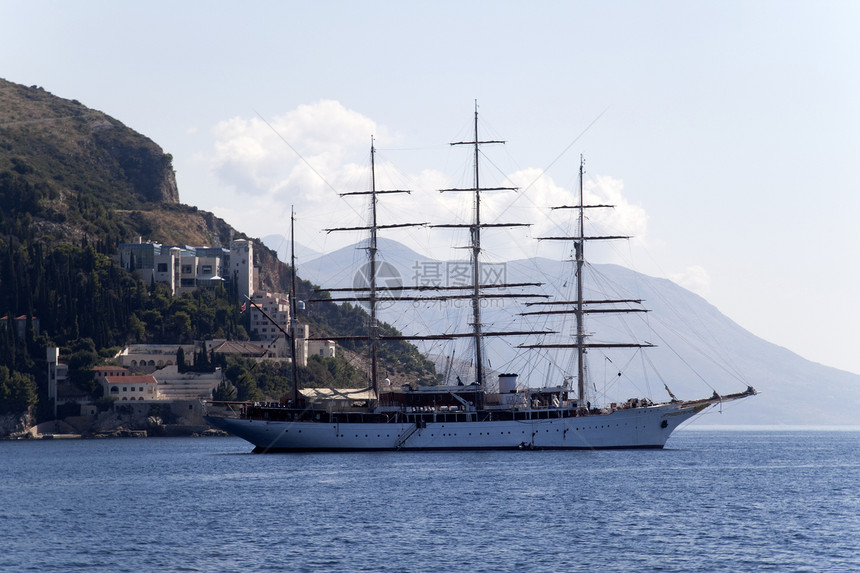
[0, 365, 37, 414]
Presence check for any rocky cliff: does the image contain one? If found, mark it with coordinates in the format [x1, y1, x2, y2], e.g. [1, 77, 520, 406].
[0, 78, 178, 207]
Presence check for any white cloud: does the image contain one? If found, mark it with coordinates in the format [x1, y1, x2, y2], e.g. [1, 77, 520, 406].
[207, 100, 381, 200]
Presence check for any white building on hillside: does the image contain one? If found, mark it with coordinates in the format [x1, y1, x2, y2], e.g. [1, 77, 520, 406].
[248, 295, 335, 366]
[115, 344, 196, 373]
[103, 375, 158, 401]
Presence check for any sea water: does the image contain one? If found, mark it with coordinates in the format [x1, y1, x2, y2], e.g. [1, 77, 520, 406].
[1, 429, 857, 573]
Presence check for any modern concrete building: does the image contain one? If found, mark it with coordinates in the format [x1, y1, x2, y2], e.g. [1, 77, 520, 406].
[229, 239, 254, 304]
[117, 239, 255, 300]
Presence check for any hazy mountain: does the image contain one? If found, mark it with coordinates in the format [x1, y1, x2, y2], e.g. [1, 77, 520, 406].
[300, 238, 860, 426]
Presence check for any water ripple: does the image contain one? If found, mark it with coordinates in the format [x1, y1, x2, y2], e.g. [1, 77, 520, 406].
[2, 431, 859, 572]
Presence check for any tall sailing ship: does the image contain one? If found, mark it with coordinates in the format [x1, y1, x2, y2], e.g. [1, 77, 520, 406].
[205, 108, 756, 451]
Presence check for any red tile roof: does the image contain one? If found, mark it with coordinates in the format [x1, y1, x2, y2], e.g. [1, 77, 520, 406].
[105, 375, 157, 384]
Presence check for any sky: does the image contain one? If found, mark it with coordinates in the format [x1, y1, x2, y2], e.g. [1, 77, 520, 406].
[3, 0, 859, 375]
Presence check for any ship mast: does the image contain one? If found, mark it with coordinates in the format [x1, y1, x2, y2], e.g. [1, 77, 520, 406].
[469, 109, 485, 386]
[289, 206, 301, 406]
[435, 102, 522, 388]
[369, 140, 380, 395]
[574, 159, 587, 408]
[324, 138, 423, 398]
[521, 156, 651, 410]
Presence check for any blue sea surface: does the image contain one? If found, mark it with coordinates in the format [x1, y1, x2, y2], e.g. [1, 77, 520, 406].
[1, 429, 858, 573]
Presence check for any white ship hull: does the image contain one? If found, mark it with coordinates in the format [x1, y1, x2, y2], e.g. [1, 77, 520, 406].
[206, 402, 709, 452]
